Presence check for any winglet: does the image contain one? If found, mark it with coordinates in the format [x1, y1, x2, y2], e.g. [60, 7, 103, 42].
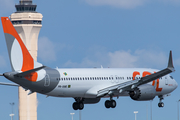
[168, 50, 174, 71]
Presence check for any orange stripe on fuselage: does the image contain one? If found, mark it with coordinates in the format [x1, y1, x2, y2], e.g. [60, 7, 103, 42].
[153, 72, 162, 92]
[133, 71, 140, 80]
[1, 17, 37, 82]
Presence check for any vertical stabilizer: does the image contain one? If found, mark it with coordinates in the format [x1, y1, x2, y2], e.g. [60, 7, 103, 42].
[1, 17, 42, 72]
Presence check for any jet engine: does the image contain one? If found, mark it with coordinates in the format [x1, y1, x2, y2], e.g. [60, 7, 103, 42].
[129, 84, 156, 101]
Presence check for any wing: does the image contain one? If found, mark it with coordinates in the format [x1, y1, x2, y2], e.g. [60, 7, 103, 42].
[97, 51, 174, 97]
[0, 82, 19, 86]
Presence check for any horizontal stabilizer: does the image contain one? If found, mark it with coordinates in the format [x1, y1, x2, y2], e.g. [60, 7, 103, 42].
[14, 66, 46, 77]
[0, 82, 18, 86]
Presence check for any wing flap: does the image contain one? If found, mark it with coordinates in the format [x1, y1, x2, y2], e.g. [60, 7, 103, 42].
[97, 79, 139, 97]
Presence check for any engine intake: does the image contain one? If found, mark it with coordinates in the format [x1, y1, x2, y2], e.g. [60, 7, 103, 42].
[129, 84, 156, 101]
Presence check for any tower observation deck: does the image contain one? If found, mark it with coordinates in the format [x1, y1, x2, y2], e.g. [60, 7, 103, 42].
[15, 0, 37, 12]
[12, 0, 42, 25]
[10, 0, 43, 120]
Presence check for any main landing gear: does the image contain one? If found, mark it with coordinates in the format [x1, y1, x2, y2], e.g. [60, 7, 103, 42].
[158, 95, 164, 108]
[72, 98, 84, 110]
[105, 100, 116, 108]
[105, 96, 117, 109]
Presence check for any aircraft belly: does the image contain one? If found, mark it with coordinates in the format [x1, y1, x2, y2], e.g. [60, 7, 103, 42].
[46, 85, 89, 97]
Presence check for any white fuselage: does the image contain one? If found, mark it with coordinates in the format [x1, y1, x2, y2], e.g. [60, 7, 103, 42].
[46, 68, 177, 98]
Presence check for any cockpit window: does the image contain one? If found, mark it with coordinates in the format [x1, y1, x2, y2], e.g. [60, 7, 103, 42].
[170, 76, 173, 79]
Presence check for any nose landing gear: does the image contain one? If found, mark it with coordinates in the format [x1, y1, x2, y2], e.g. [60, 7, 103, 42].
[158, 102, 164, 107]
[158, 95, 164, 108]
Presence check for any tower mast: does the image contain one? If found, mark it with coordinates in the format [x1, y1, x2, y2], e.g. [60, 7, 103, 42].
[10, 0, 43, 120]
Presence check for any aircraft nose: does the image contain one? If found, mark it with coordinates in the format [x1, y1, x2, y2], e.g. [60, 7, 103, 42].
[174, 80, 178, 89]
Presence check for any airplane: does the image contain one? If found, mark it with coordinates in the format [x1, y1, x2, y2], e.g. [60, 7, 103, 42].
[0, 17, 178, 110]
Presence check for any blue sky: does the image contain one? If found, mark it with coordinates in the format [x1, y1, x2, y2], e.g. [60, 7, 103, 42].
[0, 0, 180, 120]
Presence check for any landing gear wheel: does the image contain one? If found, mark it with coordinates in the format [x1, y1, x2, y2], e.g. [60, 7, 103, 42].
[110, 100, 116, 108]
[105, 100, 117, 108]
[79, 102, 84, 110]
[73, 98, 85, 110]
[158, 102, 164, 108]
[73, 102, 79, 110]
[105, 100, 111, 108]
[73, 102, 84, 110]
[158, 95, 164, 108]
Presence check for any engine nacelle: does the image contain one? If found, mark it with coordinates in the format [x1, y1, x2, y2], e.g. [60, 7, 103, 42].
[129, 84, 156, 101]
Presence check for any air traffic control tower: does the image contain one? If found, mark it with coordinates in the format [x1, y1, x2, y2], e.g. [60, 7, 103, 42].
[10, 0, 43, 120]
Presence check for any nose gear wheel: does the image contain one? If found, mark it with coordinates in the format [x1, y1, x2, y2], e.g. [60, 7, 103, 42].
[158, 95, 164, 108]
